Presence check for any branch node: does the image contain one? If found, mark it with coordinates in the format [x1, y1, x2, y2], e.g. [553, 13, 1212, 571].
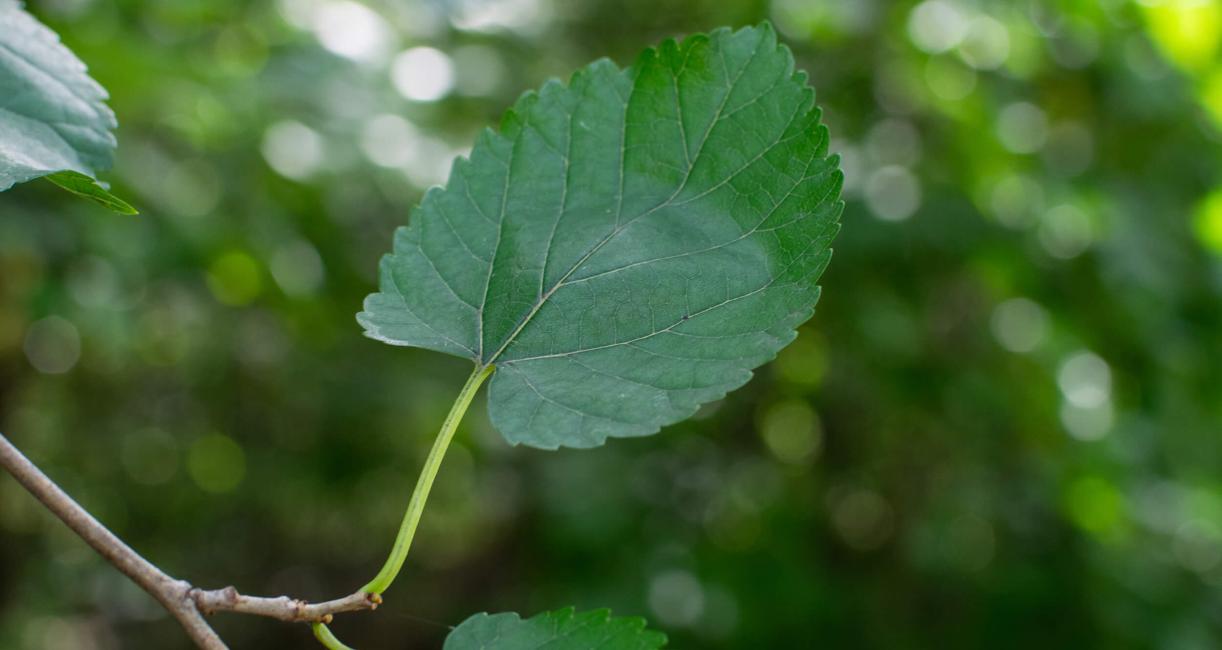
[189, 588, 212, 615]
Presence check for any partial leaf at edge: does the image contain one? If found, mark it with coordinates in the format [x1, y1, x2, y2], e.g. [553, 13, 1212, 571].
[0, 0, 128, 209]
[444, 608, 667, 650]
[45, 171, 137, 214]
[359, 23, 843, 449]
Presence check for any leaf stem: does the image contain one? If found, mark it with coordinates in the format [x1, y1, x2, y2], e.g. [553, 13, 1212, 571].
[312, 622, 357, 650]
[360, 364, 495, 595]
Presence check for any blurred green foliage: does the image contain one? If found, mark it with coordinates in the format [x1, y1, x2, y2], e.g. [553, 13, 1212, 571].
[1, 0, 1220, 649]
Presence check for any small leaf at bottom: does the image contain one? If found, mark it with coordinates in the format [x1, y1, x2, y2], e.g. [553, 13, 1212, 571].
[444, 607, 666, 650]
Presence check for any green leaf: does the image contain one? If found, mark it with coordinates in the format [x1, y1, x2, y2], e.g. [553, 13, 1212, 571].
[0, 0, 132, 211]
[45, 171, 137, 214]
[359, 23, 842, 449]
[444, 608, 666, 650]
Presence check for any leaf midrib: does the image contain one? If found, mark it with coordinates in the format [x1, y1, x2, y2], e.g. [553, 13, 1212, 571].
[476, 33, 787, 369]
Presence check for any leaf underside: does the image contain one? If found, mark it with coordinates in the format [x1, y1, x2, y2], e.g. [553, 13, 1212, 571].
[359, 23, 843, 449]
[0, 0, 126, 206]
[444, 608, 667, 650]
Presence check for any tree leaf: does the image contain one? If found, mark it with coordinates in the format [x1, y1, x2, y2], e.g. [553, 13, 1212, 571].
[0, 0, 132, 211]
[359, 23, 843, 449]
[444, 608, 666, 650]
[45, 171, 137, 214]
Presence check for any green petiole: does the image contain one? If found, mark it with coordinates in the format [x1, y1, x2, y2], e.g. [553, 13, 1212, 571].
[360, 364, 495, 595]
[313, 622, 357, 650]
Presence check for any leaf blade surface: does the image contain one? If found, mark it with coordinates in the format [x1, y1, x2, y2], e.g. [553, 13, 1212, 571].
[360, 24, 843, 448]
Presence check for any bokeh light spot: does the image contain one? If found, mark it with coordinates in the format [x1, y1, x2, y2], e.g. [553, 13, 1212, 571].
[649, 570, 704, 627]
[261, 121, 324, 180]
[23, 316, 81, 375]
[996, 102, 1048, 154]
[924, 55, 977, 101]
[66, 256, 120, 308]
[1039, 203, 1095, 259]
[1141, 0, 1221, 72]
[990, 297, 1049, 353]
[831, 489, 895, 551]
[773, 332, 827, 388]
[988, 173, 1044, 228]
[161, 160, 223, 218]
[770, 0, 875, 40]
[1058, 350, 1116, 441]
[270, 240, 326, 297]
[1058, 351, 1112, 409]
[864, 165, 921, 221]
[213, 26, 269, 78]
[391, 47, 455, 102]
[757, 400, 822, 465]
[402, 138, 460, 188]
[1194, 188, 1222, 254]
[865, 118, 922, 167]
[907, 1, 967, 54]
[187, 434, 247, 494]
[277, 0, 319, 30]
[207, 250, 263, 306]
[1065, 476, 1122, 534]
[452, 45, 507, 97]
[311, 1, 394, 63]
[958, 15, 1010, 70]
[1060, 400, 1114, 441]
[361, 114, 420, 168]
[1048, 20, 1101, 70]
[1042, 122, 1095, 176]
[450, 0, 551, 35]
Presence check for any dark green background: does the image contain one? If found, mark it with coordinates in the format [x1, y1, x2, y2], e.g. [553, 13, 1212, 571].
[2, 0, 1221, 648]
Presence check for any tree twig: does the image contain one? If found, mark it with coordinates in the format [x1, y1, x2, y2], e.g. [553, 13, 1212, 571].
[192, 587, 380, 623]
[0, 432, 379, 649]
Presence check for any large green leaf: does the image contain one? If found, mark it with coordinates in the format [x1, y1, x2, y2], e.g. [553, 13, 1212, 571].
[359, 23, 842, 449]
[444, 608, 666, 650]
[0, 0, 130, 210]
